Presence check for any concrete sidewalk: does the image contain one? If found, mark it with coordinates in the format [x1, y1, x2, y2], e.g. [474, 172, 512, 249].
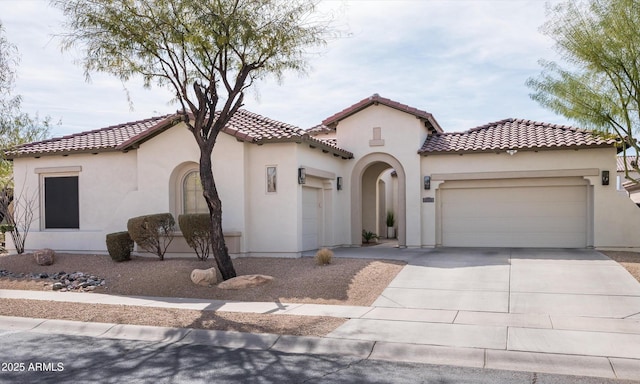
[2, 247, 640, 380]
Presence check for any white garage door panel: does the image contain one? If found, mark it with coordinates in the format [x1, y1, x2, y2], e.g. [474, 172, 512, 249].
[447, 216, 587, 233]
[442, 185, 587, 248]
[302, 187, 319, 251]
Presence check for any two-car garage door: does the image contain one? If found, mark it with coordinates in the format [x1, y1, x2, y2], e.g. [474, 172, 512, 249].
[440, 178, 589, 248]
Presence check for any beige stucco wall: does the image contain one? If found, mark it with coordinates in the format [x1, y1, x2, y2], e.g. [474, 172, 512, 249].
[421, 147, 640, 250]
[333, 104, 430, 247]
[11, 151, 138, 253]
[297, 142, 351, 248]
[10, 103, 638, 256]
[6, 124, 259, 255]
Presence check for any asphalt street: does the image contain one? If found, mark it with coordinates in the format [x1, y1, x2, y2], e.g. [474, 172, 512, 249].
[0, 331, 635, 384]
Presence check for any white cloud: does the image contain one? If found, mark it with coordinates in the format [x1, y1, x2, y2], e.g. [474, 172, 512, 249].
[1, 0, 572, 137]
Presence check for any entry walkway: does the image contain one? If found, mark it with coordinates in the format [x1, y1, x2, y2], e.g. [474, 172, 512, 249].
[2, 247, 640, 380]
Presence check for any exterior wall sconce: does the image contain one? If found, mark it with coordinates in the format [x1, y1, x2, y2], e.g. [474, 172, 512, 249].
[337, 176, 343, 190]
[298, 167, 306, 184]
[602, 170, 609, 185]
[424, 176, 431, 190]
[506, 149, 518, 156]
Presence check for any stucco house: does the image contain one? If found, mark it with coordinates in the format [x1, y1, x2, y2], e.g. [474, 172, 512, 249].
[6, 94, 640, 256]
[617, 156, 640, 206]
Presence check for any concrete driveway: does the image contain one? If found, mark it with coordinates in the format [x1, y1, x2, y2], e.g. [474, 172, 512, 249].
[327, 247, 640, 378]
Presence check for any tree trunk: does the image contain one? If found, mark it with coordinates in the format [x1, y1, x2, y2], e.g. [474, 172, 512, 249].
[199, 150, 237, 280]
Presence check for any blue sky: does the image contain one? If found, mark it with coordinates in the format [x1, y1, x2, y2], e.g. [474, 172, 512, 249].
[1, 0, 570, 137]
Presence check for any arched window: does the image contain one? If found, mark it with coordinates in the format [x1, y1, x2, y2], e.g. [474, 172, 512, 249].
[182, 171, 208, 214]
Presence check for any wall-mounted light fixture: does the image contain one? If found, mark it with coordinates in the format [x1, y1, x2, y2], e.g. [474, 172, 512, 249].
[602, 170, 610, 186]
[506, 149, 518, 156]
[337, 176, 343, 190]
[298, 167, 306, 184]
[423, 175, 431, 190]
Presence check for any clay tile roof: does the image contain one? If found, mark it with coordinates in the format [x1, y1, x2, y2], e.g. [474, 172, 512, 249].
[322, 93, 443, 133]
[223, 109, 307, 141]
[222, 110, 352, 158]
[6, 114, 181, 158]
[317, 137, 338, 147]
[418, 118, 617, 155]
[306, 123, 333, 135]
[7, 109, 353, 159]
[617, 156, 639, 172]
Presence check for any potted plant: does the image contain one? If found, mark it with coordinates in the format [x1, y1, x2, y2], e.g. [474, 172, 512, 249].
[386, 211, 395, 239]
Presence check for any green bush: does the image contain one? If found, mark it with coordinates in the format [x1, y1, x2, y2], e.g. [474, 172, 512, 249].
[0, 224, 14, 234]
[362, 230, 378, 244]
[106, 231, 134, 262]
[178, 214, 211, 261]
[315, 248, 333, 265]
[127, 213, 175, 260]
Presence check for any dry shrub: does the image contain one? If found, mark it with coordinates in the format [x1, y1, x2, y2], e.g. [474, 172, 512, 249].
[178, 214, 211, 261]
[315, 248, 333, 265]
[106, 231, 133, 262]
[127, 213, 175, 260]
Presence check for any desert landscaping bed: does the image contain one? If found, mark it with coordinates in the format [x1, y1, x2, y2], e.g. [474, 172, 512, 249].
[0, 252, 404, 336]
[2, 251, 639, 336]
[0, 298, 345, 337]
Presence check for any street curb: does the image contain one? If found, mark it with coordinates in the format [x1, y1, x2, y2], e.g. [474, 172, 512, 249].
[2, 315, 640, 380]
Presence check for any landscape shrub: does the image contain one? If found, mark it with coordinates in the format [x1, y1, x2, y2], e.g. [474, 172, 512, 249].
[362, 230, 378, 244]
[315, 248, 333, 265]
[127, 213, 175, 260]
[178, 213, 211, 261]
[105, 231, 133, 262]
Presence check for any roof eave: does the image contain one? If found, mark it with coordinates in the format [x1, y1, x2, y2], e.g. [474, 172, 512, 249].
[255, 136, 353, 159]
[7, 147, 120, 159]
[419, 143, 615, 156]
[304, 137, 353, 159]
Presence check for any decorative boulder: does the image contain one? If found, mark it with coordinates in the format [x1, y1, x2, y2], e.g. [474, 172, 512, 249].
[217, 274, 274, 290]
[33, 248, 56, 266]
[190, 267, 218, 286]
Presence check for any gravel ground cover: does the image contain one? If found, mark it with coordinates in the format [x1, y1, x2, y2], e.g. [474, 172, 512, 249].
[0, 252, 404, 335]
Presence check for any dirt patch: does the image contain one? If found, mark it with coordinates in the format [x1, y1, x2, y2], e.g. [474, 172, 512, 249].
[0, 298, 344, 337]
[0, 253, 404, 306]
[0, 253, 403, 336]
[601, 250, 640, 283]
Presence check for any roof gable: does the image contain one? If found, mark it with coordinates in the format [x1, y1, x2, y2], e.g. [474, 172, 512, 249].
[321, 94, 443, 133]
[7, 109, 353, 159]
[418, 118, 616, 155]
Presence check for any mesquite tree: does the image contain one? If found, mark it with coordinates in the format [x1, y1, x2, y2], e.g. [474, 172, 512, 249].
[53, 0, 332, 280]
[528, 0, 640, 182]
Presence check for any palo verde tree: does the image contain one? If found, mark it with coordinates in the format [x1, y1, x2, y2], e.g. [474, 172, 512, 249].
[527, 0, 640, 183]
[53, 0, 333, 280]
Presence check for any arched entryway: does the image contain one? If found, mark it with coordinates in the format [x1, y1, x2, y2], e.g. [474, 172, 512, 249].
[350, 153, 406, 247]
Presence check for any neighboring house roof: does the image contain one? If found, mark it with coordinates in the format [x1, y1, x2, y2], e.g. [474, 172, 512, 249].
[6, 109, 353, 159]
[320, 93, 444, 133]
[616, 156, 638, 172]
[418, 118, 617, 155]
